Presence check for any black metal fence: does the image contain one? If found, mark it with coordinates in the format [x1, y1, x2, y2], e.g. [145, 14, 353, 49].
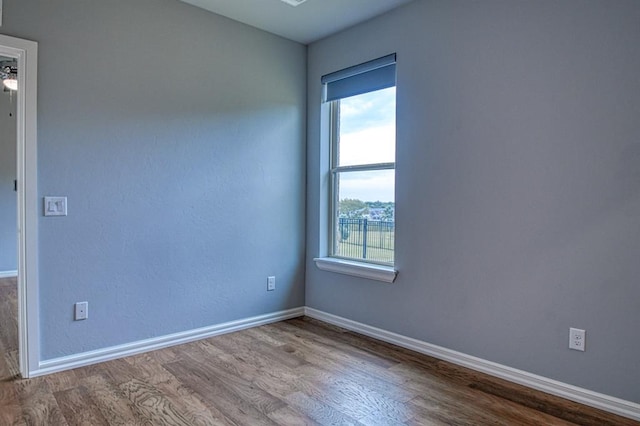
[337, 218, 395, 264]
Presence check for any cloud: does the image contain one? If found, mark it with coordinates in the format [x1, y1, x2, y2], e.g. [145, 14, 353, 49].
[335, 86, 396, 202]
[339, 169, 395, 202]
[340, 87, 396, 134]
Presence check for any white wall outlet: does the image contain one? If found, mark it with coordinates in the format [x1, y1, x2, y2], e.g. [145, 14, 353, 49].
[569, 327, 585, 351]
[267, 276, 276, 291]
[44, 196, 68, 216]
[75, 301, 88, 320]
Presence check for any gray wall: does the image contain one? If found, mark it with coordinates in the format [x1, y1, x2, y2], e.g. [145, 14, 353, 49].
[306, 0, 640, 402]
[2, 0, 306, 359]
[0, 84, 17, 272]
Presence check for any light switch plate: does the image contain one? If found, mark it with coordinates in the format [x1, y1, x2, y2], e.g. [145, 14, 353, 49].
[44, 196, 68, 216]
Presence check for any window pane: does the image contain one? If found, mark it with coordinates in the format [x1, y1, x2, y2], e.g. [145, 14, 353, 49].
[334, 169, 395, 264]
[336, 169, 395, 205]
[337, 87, 396, 167]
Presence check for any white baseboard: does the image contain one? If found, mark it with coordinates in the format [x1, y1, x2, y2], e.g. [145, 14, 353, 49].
[34, 307, 305, 377]
[28, 305, 640, 421]
[0, 270, 17, 279]
[304, 307, 640, 422]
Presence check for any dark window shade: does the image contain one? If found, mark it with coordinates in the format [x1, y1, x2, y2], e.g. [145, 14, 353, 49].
[321, 54, 396, 102]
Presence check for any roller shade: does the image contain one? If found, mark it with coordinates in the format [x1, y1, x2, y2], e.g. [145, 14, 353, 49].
[321, 53, 396, 102]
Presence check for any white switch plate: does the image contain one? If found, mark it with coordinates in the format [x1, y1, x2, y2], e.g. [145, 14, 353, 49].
[44, 196, 67, 216]
[569, 327, 586, 351]
[75, 301, 88, 320]
[267, 276, 276, 291]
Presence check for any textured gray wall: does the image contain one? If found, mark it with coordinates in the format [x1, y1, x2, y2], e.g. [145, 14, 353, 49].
[2, 0, 306, 359]
[0, 85, 17, 272]
[306, 0, 640, 402]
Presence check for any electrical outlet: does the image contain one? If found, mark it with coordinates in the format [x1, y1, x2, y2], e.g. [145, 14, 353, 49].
[267, 276, 276, 291]
[75, 301, 88, 321]
[569, 327, 585, 351]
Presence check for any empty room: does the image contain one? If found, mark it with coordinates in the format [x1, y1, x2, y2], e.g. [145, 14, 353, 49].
[0, 0, 639, 424]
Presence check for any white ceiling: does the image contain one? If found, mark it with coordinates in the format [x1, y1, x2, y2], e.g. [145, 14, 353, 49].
[179, 0, 415, 44]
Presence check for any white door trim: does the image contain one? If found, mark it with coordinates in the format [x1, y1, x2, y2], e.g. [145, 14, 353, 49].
[0, 33, 39, 378]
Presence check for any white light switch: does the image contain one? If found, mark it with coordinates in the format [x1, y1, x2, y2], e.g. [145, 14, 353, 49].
[44, 196, 67, 216]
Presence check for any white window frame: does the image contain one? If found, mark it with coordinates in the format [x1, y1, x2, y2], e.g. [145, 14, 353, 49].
[329, 100, 396, 266]
[314, 54, 398, 283]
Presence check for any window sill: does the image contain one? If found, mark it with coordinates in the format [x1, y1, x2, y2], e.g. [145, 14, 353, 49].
[313, 257, 398, 283]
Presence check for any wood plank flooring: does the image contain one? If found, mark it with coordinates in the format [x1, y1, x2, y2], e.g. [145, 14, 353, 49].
[1, 277, 638, 425]
[0, 277, 19, 383]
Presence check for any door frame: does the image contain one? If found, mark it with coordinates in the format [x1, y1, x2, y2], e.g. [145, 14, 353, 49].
[0, 33, 39, 378]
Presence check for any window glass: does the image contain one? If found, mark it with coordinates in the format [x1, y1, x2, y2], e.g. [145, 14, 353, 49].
[330, 87, 396, 265]
[337, 87, 396, 167]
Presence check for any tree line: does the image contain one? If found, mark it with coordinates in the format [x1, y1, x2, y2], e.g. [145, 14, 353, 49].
[339, 199, 394, 220]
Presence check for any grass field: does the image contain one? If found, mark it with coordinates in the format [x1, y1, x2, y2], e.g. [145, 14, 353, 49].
[337, 227, 394, 264]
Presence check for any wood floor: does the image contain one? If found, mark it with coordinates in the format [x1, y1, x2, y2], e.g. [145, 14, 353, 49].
[0, 277, 19, 382]
[0, 278, 637, 425]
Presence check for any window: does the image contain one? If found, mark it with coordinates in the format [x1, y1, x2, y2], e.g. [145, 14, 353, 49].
[322, 54, 396, 268]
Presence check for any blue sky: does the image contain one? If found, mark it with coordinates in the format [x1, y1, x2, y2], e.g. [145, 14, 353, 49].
[338, 87, 396, 202]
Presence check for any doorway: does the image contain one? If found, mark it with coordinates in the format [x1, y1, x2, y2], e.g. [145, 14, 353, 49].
[0, 33, 39, 378]
[0, 55, 19, 379]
